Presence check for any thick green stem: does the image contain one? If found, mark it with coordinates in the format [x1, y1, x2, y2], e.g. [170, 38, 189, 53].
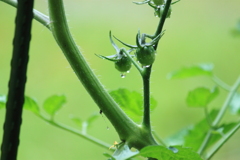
[1, 0, 34, 159]
[47, 0, 139, 142]
[142, 67, 152, 130]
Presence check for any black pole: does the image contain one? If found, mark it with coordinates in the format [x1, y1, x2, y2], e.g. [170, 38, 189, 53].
[1, 0, 34, 159]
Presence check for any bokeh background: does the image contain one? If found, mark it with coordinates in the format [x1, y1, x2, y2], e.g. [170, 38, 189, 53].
[1, 0, 240, 159]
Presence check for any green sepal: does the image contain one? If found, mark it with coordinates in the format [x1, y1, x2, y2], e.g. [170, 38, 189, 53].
[95, 54, 118, 62]
[114, 36, 138, 49]
[109, 31, 120, 53]
[133, 0, 150, 5]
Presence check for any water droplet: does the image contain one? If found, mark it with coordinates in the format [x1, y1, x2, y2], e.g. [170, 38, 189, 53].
[126, 70, 130, 73]
[121, 73, 126, 78]
[168, 146, 178, 153]
[107, 126, 110, 130]
[144, 65, 151, 68]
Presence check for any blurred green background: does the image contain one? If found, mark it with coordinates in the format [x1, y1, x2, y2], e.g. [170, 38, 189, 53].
[0, 0, 240, 159]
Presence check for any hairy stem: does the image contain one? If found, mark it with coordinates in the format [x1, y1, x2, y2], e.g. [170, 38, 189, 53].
[46, 0, 159, 149]
[141, 0, 172, 131]
[142, 67, 152, 130]
[0, 0, 34, 159]
[47, 0, 139, 142]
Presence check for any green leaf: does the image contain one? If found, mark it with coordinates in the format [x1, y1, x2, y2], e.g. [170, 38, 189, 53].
[229, 93, 240, 115]
[186, 87, 219, 107]
[43, 95, 66, 117]
[109, 88, 157, 122]
[184, 110, 218, 151]
[167, 63, 213, 79]
[24, 96, 40, 115]
[70, 116, 82, 128]
[86, 113, 99, 128]
[140, 145, 202, 160]
[103, 153, 115, 160]
[165, 127, 190, 146]
[112, 143, 139, 160]
[0, 95, 7, 109]
[207, 122, 238, 148]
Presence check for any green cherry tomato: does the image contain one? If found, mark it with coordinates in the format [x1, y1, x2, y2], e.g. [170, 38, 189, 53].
[136, 46, 156, 66]
[115, 56, 132, 72]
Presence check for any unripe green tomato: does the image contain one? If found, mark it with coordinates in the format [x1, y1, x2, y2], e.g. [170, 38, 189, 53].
[115, 56, 132, 72]
[136, 46, 156, 66]
[152, 0, 164, 6]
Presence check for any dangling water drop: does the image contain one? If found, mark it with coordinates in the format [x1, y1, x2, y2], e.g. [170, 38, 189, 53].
[121, 73, 126, 78]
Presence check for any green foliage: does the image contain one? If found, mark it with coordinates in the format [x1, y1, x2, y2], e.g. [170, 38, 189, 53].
[140, 146, 203, 160]
[167, 63, 213, 79]
[43, 95, 66, 118]
[184, 110, 218, 151]
[109, 88, 157, 122]
[70, 113, 99, 133]
[24, 96, 40, 115]
[186, 87, 219, 107]
[208, 122, 239, 148]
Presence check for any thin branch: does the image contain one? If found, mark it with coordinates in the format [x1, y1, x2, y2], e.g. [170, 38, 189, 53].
[197, 76, 240, 155]
[211, 75, 231, 92]
[122, 49, 143, 74]
[206, 122, 240, 159]
[37, 114, 112, 150]
[154, 0, 172, 49]
[141, 0, 172, 131]
[1, 0, 51, 30]
[212, 76, 240, 127]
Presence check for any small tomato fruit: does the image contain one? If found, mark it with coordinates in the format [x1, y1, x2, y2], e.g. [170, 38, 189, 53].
[115, 56, 132, 72]
[136, 46, 156, 66]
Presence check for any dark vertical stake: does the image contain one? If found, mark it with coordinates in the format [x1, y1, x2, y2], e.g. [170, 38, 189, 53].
[1, 0, 34, 160]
